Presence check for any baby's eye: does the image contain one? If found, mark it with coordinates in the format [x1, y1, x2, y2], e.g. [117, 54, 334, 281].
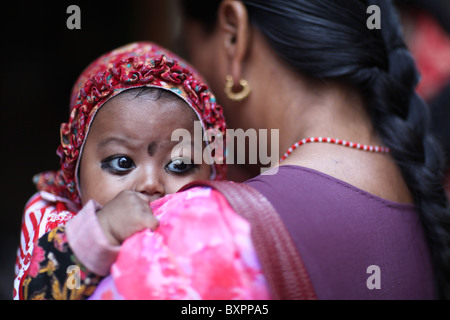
[166, 158, 196, 174]
[101, 155, 136, 174]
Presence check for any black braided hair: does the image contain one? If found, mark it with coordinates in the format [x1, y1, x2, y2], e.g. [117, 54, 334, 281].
[363, 0, 450, 299]
[181, 0, 450, 298]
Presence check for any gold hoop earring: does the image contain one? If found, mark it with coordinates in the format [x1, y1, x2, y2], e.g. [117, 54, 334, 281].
[224, 75, 251, 102]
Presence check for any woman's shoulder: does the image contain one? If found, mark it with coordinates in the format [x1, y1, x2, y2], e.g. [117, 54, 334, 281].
[245, 166, 433, 299]
[245, 164, 415, 211]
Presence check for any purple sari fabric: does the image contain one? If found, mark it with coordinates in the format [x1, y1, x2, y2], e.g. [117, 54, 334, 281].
[245, 165, 435, 299]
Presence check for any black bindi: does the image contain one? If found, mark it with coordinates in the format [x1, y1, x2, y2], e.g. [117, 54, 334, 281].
[147, 141, 158, 156]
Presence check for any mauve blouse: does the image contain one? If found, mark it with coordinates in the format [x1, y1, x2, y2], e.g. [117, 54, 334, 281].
[245, 165, 435, 299]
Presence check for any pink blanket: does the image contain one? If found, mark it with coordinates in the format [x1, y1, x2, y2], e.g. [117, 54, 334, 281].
[89, 187, 270, 300]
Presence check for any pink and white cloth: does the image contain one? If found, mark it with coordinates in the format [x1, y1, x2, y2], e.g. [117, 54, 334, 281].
[89, 187, 270, 300]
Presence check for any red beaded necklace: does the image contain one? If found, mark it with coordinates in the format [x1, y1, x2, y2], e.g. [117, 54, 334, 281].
[279, 137, 390, 162]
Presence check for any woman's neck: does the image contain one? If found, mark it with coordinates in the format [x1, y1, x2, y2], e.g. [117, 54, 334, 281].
[252, 69, 413, 204]
[246, 27, 381, 161]
[263, 75, 381, 156]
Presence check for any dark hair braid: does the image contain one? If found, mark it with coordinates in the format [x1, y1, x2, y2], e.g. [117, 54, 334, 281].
[181, 0, 450, 298]
[362, 0, 450, 299]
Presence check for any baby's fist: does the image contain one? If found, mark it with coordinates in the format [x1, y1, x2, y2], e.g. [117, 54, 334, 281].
[96, 190, 159, 246]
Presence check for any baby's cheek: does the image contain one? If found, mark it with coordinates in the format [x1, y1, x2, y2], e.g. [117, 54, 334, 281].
[79, 171, 116, 207]
[172, 167, 212, 194]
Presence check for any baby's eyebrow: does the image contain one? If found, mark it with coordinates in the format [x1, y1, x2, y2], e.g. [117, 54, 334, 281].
[97, 136, 138, 149]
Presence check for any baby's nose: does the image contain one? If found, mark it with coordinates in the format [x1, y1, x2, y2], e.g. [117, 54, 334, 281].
[138, 191, 163, 203]
[135, 170, 165, 201]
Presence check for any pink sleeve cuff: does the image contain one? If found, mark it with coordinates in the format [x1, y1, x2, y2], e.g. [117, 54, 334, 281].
[65, 200, 120, 276]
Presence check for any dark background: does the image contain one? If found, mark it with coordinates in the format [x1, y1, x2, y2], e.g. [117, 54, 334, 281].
[0, 0, 180, 299]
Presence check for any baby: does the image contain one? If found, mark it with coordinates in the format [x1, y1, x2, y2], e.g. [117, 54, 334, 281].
[13, 42, 268, 300]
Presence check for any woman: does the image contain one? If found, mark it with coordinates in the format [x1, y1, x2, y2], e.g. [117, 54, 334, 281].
[179, 0, 450, 299]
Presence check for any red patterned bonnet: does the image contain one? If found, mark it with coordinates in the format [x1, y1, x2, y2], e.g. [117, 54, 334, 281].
[34, 42, 227, 208]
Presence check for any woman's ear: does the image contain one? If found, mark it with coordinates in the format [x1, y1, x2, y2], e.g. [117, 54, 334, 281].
[217, 0, 251, 84]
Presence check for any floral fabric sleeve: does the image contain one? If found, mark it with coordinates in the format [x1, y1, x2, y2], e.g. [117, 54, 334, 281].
[22, 226, 103, 300]
[14, 192, 78, 300]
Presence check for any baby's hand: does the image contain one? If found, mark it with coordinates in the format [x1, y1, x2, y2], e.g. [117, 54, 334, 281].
[96, 190, 159, 246]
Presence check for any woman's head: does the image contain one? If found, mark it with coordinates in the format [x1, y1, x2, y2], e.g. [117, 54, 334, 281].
[35, 42, 227, 207]
[180, 0, 412, 123]
[181, 0, 450, 298]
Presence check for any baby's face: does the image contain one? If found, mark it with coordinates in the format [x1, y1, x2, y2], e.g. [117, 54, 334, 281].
[78, 90, 211, 206]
